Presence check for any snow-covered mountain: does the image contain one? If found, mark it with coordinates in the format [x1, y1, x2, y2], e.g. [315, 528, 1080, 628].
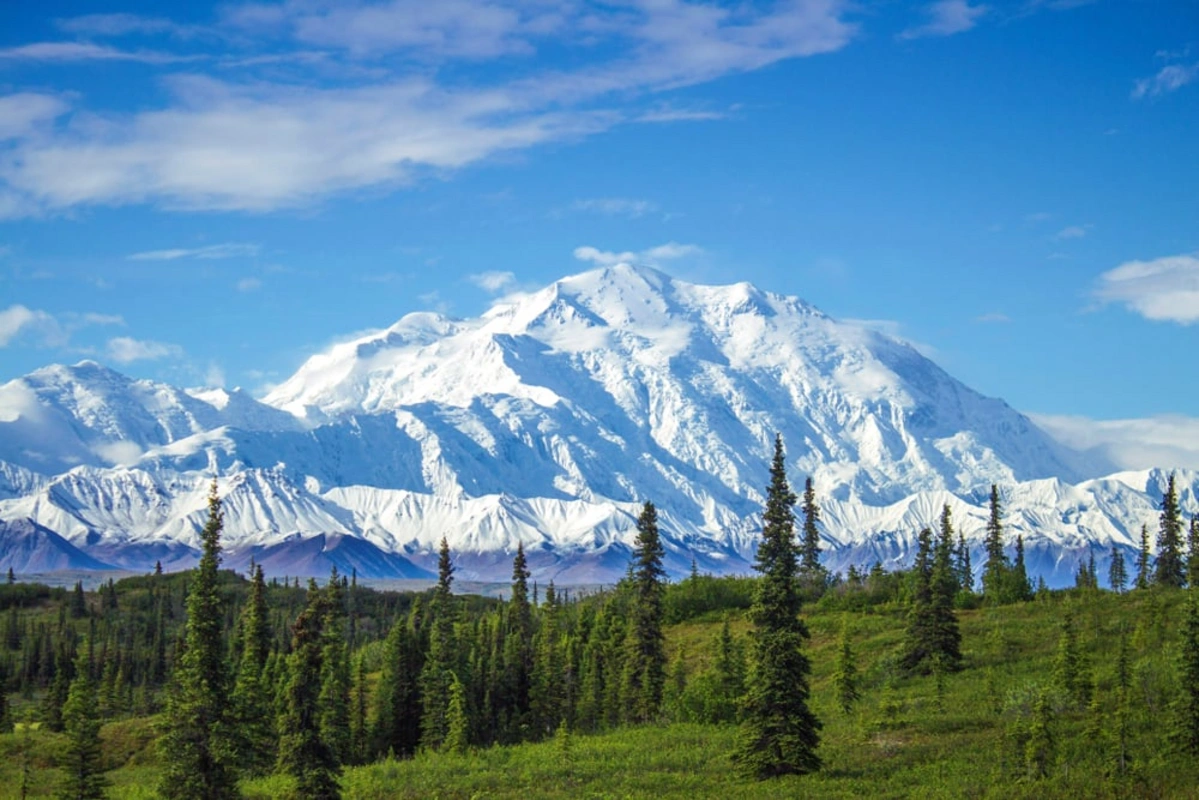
[0, 264, 1192, 585]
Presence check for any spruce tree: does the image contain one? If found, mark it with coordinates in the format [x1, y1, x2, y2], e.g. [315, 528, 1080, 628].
[622, 501, 667, 724]
[1025, 688, 1055, 780]
[798, 477, 825, 585]
[158, 480, 238, 800]
[1156, 474, 1186, 588]
[833, 617, 859, 715]
[1008, 534, 1032, 602]
[1136, 525, 1152, 591]
[278, 581, 340, 800]
[231, 564, 274, 776]
[956, 531, 973, 593]
[57, 646, 107, 800]
[444, 673, 470, 754]
[349, 655, 368, 765]
[901, 526, 961, 674]
[733, 435, 821, 778]
[1053, 609, 1088, 709]
[982, 484, 1008, 601]
[1173, 589, 1199, 755]
[319, 569, 352, 764]
[420, 538, 457, 750]
[530, 584, 565, 737]
[371, 610, 422, 758]
[1108, 546, 1127, 593]
[502, 543, 534, 737]
[1188, 516, 1199, 589]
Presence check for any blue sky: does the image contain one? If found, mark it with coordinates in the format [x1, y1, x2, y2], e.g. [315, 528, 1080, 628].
[0, 0, 1197, 463]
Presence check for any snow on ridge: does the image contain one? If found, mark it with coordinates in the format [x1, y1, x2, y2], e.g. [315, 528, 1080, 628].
[0, 263, 1190, 583]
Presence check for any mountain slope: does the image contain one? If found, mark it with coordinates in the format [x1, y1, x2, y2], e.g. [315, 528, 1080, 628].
[0, 263, 1189, 585]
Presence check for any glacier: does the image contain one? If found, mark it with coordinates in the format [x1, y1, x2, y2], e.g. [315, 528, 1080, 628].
[0, 263, 1193, 586]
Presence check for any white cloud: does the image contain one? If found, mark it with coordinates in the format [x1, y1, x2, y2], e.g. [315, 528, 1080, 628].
[1031, 413, 1199, 472]
[1093, 253, 1199, 324]
[468, 271, 516, 293]
[0, 1, 856, 215]
[975, 312, 1010, 323]
[205, 363, 226, 388]
[843, 318, 938, 358]
[56, 13, 197, 38]
[1133, 62, 1199, 99]
[1054, 223, 1092, 240]
[128, 242, 261, 260]
[236, 277, 263, 292]
[106, 336, 183, 363]
[92, 440, 144, 467]
[573, 198, 659, 218]
[0, 93, 70, 141]
[0, 41, 192, 64]
[573, 242, 703, 267]
[0, 305, 57, 346]
[900, 0, 988, 40]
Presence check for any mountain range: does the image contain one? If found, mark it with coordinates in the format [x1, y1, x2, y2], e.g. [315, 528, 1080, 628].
[0, 263, 1193, 586]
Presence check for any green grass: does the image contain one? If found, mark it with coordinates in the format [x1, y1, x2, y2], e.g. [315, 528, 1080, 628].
[4, 588, 1198, 799]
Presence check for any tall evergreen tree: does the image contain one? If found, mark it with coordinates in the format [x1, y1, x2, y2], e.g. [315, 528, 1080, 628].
[158, 480, 238, 800]
[349, 654, 368, 765]
[733, 435, 821, 778]
[982, 484, 1008, 601]
[901, 526, 961, 674]
[231, 564, 274, 776]
[1053, 609, 1088, 709]
[1188, 516, 1199, 589]
[1156, 474, 1186, 588]
[1173, 589, 1199, 755]
[319, 569, 352, 764]
[371, 608, 422, 758]
[444, 673, 470, 754]
[622, 501, 667, 724]
[1025, 688, 1055, 780]
[1008, 534, 1032, 603]
[420, 538, 457, 750]
[278, 581, 340, 800]
[502, 543, 534, 737]
[798, 477, 825, 584]
[57, 646, 107, 800]
[956, 531, 973, 593]
[1136, 525, 1152, 591]
[1109, 546, 1127, 593]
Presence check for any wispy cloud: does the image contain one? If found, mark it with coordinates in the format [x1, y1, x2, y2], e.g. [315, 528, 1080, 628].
[56, 13, 200, 39]
[0, 93, 70, 141]
[1093, 252, 1199, 324]
[975, 312, 1010, 323]
[843, 318, 938, 358]
[0, 305, 124, 348]
[0, 1, 857, 215]
[572, 198, 660, 218]
[573, 242, 703, 267]
[236, 277, 263, 292]
[1031, 412, 1199, 472]
[0, 41, 195, 64]
[128, 242, 260, 261]
[1054, 223, 1092, 240]
[900, 0, 987, 40]
[468, 270, 516, 293]
[105, 336, 183, 363]
[1132, 62, 1199, 99]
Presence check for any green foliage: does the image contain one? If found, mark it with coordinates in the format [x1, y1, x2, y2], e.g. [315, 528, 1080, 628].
[901, 524, 962, 675]
[444, 673, 470, 755]
[982, 484, 1008, 601]
[57, 646, 107, 800]
[1052, 609, 1089, 709]
[1136, 525, 1152, 591]
[1173, 590, 1199, 754]
[832, 618, 859, 715]
[798, 477, 827, 587]
[733, 435, 821, 779]
[1109, 546, 1127, 594]
[277, 581, 341, 800]
[157, 480, 238, 800]
[663, 575, 755, 623]
[1024, 688, 1055, 780]
[1157, 474, 1186, 588]
[622, 501, 667, 724]
[230, 564, 274, 777]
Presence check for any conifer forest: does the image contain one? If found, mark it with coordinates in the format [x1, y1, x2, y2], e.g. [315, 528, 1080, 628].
[2, 441, 1198, 799]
